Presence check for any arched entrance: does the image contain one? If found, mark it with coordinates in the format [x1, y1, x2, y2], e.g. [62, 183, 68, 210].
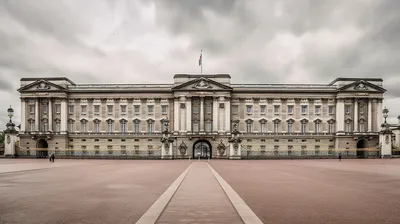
[356, 139, 367, 158]
[36, 139, 48, 158]
[193, 140, 212, 159]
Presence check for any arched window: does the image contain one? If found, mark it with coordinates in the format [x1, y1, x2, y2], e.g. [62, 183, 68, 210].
[147, 119, 154, 133]
[28, 119, 35, 132]
[345, 119, 352, 132]
[314, 119, 322, 134]
[328, 119, 335, 134]
[107, 119, 114, 133]
[246, 119, 253, 133]
[42, 118, 48, 132]
[93, 119, 101, 133]
[300, 119, 308, 134]
[68, 119, 75, 132]
[273, 119, 281, 133]
[133, 119, 141, 133]
[287, 119, 294, 133]
[120, 119, 127, 133]
[259, 119, 267, 133]
[55, 119, 61, 132]
[359, 119, 365, 132]
[81, 119, 88, 133]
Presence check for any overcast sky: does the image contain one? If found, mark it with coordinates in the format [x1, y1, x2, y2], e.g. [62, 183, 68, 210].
[0, 0, 399, 129]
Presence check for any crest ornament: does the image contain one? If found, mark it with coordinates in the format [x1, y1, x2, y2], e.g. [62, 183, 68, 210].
[178, 141, 188, 156]
[385, 135, 389, 145]
[193, 79, 212, 89]
[6, 135, 11, 144]
[233, 143, 239, 154]
[37, 82, 51, 90]
[217, 140, 226, 156]
[354, 83, 368, 91]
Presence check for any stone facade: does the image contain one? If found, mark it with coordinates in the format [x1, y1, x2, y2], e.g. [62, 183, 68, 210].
[17, 75, 386, 159]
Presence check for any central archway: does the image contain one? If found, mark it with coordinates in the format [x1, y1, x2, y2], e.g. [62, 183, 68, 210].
[356, 139, 368, 158]
[193, 140, 212, 159]
[36, 139, 49, 158]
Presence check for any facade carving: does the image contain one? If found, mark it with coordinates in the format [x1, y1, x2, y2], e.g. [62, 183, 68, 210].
[16, 75, 386, 159]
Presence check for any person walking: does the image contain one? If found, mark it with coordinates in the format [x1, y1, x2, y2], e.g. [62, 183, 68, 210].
[339, 152, 342, 161]
[50, 153, 55, 162]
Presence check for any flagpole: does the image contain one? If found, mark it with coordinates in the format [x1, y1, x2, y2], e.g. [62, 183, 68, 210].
[201, 50, 203, 74]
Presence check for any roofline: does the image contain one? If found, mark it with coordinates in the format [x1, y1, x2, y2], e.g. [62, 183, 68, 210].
[329, 78, 383, 85]
[20, 77, 76, 85]
[173, 74, 231, 78]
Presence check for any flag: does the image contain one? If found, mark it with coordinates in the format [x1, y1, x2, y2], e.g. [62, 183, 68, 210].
[198, 51, 202, 66]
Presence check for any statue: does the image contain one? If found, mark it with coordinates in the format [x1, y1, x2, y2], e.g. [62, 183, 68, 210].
[355, 83, 368, 90]
[193, 79, 212, 89]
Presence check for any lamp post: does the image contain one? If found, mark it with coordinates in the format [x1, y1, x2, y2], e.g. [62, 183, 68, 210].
[6, 105, 16, 132]
[381, 107, 390, 132]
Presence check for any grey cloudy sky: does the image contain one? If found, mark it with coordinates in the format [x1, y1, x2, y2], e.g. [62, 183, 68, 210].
[0, 0, 399, 129]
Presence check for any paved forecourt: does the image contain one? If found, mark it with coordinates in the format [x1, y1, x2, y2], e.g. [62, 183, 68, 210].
[0, 159, 189, 224]
[210, 159, 400, 224]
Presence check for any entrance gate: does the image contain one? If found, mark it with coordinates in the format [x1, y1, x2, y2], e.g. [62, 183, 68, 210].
[193, 140, 212, 159]
[36, 139, 48, 158]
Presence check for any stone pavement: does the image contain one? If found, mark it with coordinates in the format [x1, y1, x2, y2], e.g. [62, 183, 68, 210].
[156, 162, 244, 224]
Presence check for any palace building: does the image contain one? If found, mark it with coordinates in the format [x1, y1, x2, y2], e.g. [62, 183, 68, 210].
[16, 74, 385, 159]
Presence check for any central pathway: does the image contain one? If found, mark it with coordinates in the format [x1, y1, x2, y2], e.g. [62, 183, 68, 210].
[156, 162, 244, 224]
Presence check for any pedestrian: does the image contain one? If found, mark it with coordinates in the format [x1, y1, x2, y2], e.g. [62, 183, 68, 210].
[50, 153, 55, 162]
[339, 152, 342, 161]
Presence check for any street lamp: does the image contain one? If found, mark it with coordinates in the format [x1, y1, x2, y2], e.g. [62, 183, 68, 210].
[7, 105, 14, 123]
[382, 107, 389, 123]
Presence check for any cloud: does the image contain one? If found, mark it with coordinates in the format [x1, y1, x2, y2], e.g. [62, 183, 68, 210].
[0, 0, 399, 130]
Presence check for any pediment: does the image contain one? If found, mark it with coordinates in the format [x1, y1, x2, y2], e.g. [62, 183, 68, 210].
[172, 77, 232, 91]
[18, 79, 67, 92]
[337, 80, 386, 93]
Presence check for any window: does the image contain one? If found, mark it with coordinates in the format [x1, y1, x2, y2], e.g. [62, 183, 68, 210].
[134, 105, 140, 114]
[260, 121, 266, 133]
[69, 105, 74, 114]
[29, 120, 35, 131]
[301, 105, 307, 115]
[359, 105, 364, 114]
[246, 120, 253, 133]
[359, 119, 365, 132]
[81, 146, 86, 150]
[147, 120, 154, 133]
[287, 120, 293, 133]
[42, 120, 48, 132]
[94, 145, 100, 150]
[81, 105, 87, 115]
[121, 120, 127, 133]
[315, 105, 321, 115]
[246, 105, 252, 114]
[55, 104, 61, 114]
[205, 122, 212, 132]
[95, 139, 99, 142]
[260, 105, 266, 114]
[345, 105, 351, 114]
[288, 139, 293, 142]
[345, 120, 352, 132]
[232, 105, 239, 115]
[161, 120, 166, 132]
[29, 105, 35, 115]
[134, 120, 140, 133]
[315, 121, 321, 134]
[94, 105, 100, 115]
[260, 145, 266, 152]
[68, 120, 74, 132]
[328, 122, 335, 133]
[274, 105, 280, 115]
[107, 105, 113, 115]
[287, 105, 294, 114]
[301, 121, 307, 134]
[81, 120, 87, 132]
[193, 123, 199, 132]
[55, 120, 60, 132]
[274, 121, 280, 133]
[43, 104, 48, 114]
[120, 105, 127, 115]
[147, 105, 154, 114]
[161, 105, 168, 114]
[94, 120, 100, 132]
[274, 139, 279, 142]
[206, 105, 212, 114]
[107, 120, 113, 132]
[328, 106, 334, 115]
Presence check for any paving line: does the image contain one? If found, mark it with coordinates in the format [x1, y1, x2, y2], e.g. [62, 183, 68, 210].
[135, 162, 193, 224]
[207, 163, 264, 224]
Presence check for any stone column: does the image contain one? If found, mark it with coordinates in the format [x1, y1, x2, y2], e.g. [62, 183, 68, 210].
[35, 99, 39, 131]
[225, 97, 231, 132]
[20, 98, 26, 132]
[336, 98, 344, 132]
[212, 97, 218, 132]
[376, 98, 383, 131]
[186, 97, 192, 132]
[200, 97, 204, 132]
[174, 98, 179, 132]
[354, 99, 358, 132]
[48, 98, 53, 132]
[60, 99, 68, 133]
[368, 98, 372, 132]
